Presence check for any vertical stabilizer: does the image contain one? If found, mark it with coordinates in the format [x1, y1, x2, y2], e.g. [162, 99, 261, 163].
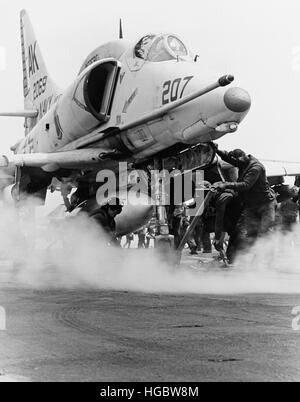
[20, 10, 61, 132]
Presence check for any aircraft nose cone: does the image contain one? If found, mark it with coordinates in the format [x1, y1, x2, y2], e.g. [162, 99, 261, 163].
[224, 87, 251, 113]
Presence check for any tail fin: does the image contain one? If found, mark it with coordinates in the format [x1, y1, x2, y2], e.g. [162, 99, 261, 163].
[20, 10, 61, 127]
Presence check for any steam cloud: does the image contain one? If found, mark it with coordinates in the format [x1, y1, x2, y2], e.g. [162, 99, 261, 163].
[0, 197, 299, 294]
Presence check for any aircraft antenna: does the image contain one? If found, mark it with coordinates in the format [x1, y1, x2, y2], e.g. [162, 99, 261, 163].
[119, 19, 123, 39]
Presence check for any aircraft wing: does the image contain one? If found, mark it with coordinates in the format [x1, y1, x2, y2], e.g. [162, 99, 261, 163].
[2, 146, 300, 180]
[0, 148, 120, 172]
[263, 160, 300, 178]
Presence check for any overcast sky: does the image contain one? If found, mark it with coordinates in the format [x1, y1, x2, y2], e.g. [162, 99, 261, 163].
[0, 0, 300, 160]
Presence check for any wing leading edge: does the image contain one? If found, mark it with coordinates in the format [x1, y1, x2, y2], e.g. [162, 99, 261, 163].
[263, 160, 300, 178]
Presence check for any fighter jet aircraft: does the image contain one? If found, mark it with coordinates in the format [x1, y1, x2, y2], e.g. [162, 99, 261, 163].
[0, 10, 252, 237]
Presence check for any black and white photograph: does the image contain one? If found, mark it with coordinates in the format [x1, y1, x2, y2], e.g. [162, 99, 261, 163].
[0, 0, 299, 385]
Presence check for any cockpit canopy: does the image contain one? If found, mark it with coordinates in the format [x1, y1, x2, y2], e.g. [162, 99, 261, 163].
[134, 34, 193, 62]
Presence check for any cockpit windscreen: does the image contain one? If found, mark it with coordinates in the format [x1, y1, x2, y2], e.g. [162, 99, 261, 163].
[134, 34, 191, 62]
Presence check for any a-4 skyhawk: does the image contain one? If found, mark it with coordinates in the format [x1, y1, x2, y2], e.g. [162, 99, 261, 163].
[0, 10, 251, 237]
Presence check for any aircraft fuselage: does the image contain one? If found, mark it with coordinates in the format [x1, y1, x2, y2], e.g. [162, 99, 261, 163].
[15, 34, 251, 173]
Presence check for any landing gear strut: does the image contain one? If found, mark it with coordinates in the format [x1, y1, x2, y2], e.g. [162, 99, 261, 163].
[152, 158, 176, 265]
[145, 143, 216, 266]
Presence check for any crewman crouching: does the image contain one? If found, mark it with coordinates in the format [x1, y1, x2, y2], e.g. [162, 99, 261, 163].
[90, 197, 123, 246]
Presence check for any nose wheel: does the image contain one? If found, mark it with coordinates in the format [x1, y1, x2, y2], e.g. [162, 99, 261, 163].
[155, 232, 179, 266]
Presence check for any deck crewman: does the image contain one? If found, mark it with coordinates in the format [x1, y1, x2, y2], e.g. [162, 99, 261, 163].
[211, 144, 276, 251]
[90, 197, 123, 246]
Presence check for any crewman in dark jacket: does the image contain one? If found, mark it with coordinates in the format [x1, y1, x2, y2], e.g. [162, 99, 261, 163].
[278, 186, 299, 233]
[213, 161, 238, 251]
[90, 197, 123, 246]
[211, 145, 276, 247]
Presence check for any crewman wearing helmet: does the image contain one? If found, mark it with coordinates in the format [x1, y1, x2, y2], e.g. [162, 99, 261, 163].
[90, 197, 123, 246]
[278, 186, 299, 233]
[210, 143, 276, 250]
